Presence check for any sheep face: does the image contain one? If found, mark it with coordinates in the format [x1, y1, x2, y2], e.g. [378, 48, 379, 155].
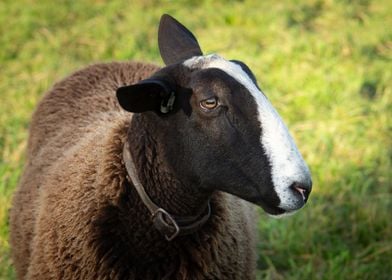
[116, 15, 312, 217]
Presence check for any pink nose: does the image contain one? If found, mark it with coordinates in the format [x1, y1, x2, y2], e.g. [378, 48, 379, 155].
[290, 182, 311, 202]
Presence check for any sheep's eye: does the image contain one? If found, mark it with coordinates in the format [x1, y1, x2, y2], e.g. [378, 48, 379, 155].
[200, 97, 219, 110]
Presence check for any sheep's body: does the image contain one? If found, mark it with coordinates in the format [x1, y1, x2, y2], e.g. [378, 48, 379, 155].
[10, 62, 257, 279]
[11, 14, 312, 280]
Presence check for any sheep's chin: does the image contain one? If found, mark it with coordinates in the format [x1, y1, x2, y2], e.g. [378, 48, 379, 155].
[257, 198, 305, 218]
[267, 210, 297, 219]
[256, 201, 286, 216]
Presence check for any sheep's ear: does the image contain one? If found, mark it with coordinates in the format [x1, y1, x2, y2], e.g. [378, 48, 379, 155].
[116, 79, 176, 114]
[158, 14, 203, 65]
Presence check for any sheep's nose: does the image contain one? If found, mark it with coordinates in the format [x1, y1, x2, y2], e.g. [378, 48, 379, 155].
[290, 181, 312, 203]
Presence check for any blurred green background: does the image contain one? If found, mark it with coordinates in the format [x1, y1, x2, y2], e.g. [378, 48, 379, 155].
[0, 0, 391, 279]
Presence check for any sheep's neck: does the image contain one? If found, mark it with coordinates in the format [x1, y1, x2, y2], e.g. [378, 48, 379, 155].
[127, 122, 211, 218]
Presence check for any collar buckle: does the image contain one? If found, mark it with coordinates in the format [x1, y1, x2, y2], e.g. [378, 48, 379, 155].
[152, 208, 180, 241]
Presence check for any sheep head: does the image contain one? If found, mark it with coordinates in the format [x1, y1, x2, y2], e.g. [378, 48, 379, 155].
[117, 14, 312, 217]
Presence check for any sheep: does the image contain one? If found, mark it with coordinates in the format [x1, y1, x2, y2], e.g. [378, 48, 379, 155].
[10, 14, 312, 280]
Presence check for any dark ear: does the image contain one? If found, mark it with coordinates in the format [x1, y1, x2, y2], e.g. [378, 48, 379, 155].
[158, 14, 203, 65]
[116, 79, 176, 114]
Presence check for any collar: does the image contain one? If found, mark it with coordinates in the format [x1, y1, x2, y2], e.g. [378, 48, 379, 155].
[122, 141, 211, 241]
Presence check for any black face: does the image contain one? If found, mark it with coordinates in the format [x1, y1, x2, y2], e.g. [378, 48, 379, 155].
[117, 63, 284, 215]
[175, 67, 283, 214]
[116, 14, 311, 216]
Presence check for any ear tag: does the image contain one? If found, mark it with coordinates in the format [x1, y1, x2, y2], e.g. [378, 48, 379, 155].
[160, 91, 176, 114]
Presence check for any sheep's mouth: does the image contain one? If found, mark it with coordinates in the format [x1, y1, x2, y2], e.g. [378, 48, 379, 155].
[259, 203, 287, 216]
[247, 196, 286, 215]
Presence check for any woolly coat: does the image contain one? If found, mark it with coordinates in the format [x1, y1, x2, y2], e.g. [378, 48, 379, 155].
[10, 61, 257, 280]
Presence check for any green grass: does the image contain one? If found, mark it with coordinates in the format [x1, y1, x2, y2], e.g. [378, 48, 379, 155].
[1, 0, 391, 279]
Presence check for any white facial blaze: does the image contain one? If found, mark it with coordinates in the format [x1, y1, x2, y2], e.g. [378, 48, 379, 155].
[184, 54, 311, 210]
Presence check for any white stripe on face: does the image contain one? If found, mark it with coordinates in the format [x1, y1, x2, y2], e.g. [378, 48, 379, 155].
[184, 54, 311, 210]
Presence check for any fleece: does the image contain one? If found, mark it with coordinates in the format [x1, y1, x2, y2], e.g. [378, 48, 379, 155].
[10, 61, 257, 280]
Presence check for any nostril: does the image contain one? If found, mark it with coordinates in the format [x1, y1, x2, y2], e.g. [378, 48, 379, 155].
[290, 182, 311, 202]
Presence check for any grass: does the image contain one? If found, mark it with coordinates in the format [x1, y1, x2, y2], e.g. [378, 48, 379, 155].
[0, 0, 391, 279]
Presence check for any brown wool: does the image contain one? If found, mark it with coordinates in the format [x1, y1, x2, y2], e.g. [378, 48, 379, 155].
[10, 62, 257, 279]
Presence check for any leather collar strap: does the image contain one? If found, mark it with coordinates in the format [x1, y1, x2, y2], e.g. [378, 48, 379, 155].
[123, 142, 211, 241]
